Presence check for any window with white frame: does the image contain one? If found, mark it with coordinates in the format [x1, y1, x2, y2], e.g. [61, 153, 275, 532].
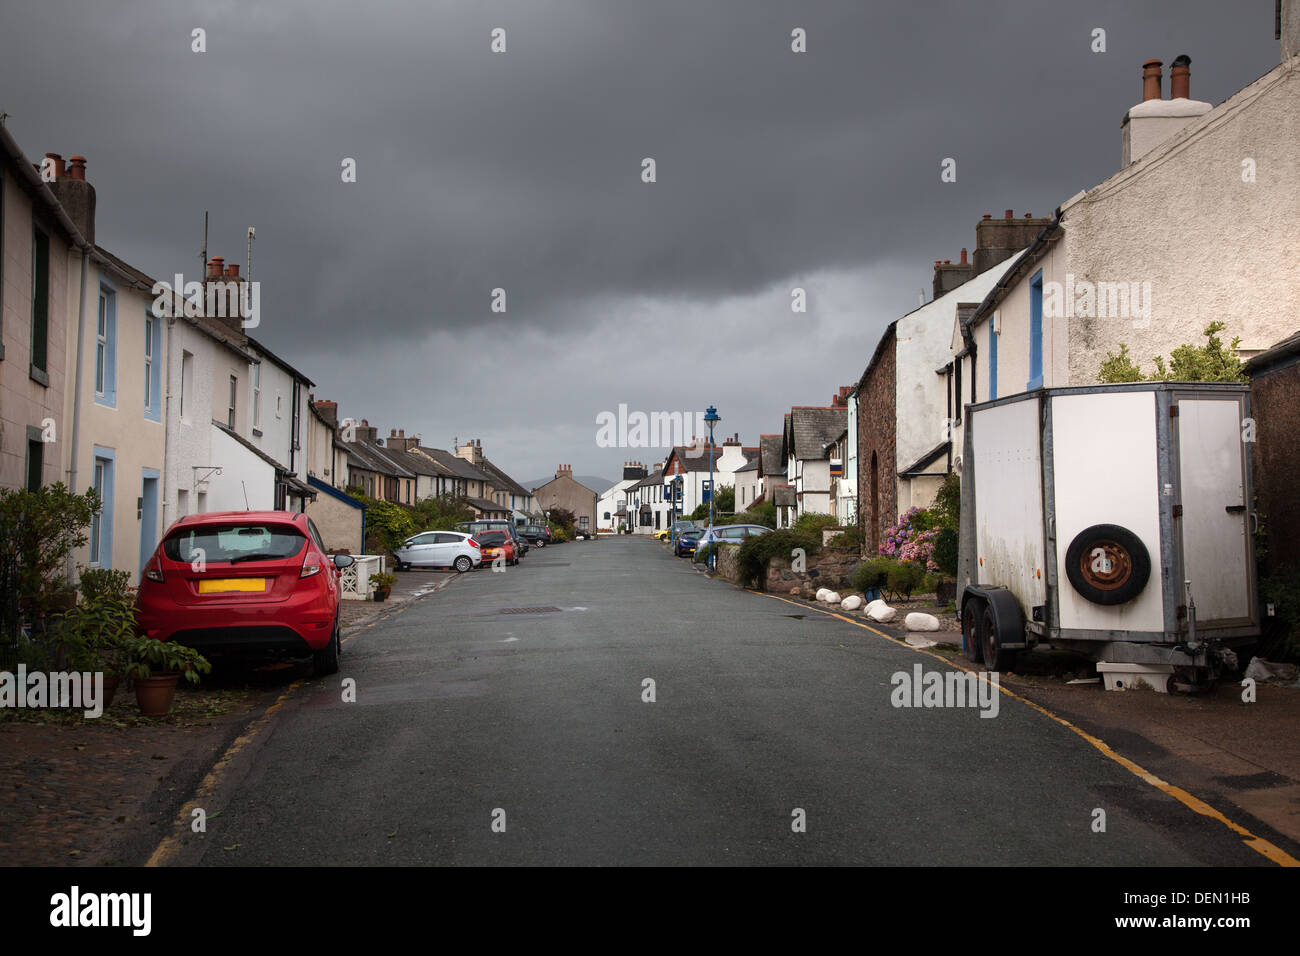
[252, 362, 261, 429]
[228, 374, 237, 429]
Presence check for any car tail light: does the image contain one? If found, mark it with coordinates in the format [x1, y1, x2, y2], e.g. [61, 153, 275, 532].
[143, 553, 164, 583]
[300, 551, 323, 578]
[467, 538, 479, 549]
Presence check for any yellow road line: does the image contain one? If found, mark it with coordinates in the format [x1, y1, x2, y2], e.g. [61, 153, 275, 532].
[147, 576, 460, 866]
[750, 588, 1300, 867]
[145, 680, 302, 867]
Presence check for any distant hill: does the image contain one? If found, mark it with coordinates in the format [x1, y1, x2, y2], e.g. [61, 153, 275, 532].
[523, 475, 616, 495]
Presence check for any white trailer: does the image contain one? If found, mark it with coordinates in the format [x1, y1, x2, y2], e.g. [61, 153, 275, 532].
[957, 383, 1257, 690]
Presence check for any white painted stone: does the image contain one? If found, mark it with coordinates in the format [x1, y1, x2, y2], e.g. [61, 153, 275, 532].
[815, 588, 830, 602]
[905, 612, 941, 632]
[840, 595, 863, 611]
[825, 591, 841, 605]
[867, 603, 896, 623]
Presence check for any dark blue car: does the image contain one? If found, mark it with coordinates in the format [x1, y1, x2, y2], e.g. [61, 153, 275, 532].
[675, 527, 703, 557]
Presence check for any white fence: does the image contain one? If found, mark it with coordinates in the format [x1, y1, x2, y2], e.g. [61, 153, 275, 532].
[340, 554, 384, 600]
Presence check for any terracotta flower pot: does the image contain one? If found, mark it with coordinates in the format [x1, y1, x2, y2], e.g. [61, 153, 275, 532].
[374, 587, 391, 602]
[134, 673, 181, 717]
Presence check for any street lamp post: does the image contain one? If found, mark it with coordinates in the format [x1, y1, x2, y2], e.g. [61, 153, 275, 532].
[704, 406, 721, 567]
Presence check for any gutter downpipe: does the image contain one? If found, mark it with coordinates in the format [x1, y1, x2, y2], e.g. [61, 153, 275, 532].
[65, 245, 90, 586]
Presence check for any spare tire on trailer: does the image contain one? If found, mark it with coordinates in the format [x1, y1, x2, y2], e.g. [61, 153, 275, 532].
[1064, 523, 1151, 606]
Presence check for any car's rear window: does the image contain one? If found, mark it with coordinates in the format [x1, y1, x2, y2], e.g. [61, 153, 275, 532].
[477, 531, 508, 544]
[162, 523, 306, 564]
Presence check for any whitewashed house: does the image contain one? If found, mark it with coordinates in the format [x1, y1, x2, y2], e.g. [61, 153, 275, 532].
[959, 42, 1300, 443]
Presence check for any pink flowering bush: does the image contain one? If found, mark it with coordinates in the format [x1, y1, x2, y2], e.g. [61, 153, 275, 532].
[878, 507, 939, 572]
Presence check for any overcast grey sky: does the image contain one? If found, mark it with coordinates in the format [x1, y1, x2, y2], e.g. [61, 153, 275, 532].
[0, 1, 1281, 487]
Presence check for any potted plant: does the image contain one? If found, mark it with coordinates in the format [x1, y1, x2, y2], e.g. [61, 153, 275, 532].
[52, 570, 137, 711]
[370, 572, 396, 602]
[122, 635, 211, 717]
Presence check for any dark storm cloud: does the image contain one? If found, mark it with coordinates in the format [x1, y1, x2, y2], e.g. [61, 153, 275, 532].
[0, 0, 1279, 478]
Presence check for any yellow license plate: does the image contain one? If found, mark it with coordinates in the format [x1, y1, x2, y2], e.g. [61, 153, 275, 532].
[199, 578, 266, 593]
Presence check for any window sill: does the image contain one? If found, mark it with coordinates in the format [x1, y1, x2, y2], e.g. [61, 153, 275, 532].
[29, 364, 49, 387]
[252, 428, 263, 438]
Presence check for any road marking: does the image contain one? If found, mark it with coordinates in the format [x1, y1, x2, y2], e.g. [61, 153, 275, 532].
[146, 573, 461, 866]
[145, 680, 302, 867]
[750, 589, 1300, 868]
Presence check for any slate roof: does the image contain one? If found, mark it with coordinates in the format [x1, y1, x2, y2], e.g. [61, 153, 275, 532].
[478, 456, 531, 499]
[785, 406, 847, 461]
[419, 447, 495, 485]
[759, 434, 784, 478]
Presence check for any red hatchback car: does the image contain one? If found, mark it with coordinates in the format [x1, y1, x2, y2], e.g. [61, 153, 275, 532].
[474, 529, 518, 566]
[135, 511, 355, 675]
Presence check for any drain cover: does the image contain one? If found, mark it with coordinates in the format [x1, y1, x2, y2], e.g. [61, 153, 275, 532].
[495, 606, 563, 615]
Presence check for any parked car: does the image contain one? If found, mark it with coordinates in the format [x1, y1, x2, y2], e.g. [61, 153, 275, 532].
[475, 530, 519, 566]
[519, 524, 552, 546]
[135, 511, 354, 675]
[392, 531, 482, 573]
[573, 526, 593, 540]
[509, 525, 529, 556]
[675, 526, 705, 557]
[652, 527, 672, 540]
[698, 524, 772, 547]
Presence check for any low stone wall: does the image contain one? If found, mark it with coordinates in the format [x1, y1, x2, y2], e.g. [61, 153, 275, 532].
[764, 546, 858, 593]
[715, 542, 742, 583]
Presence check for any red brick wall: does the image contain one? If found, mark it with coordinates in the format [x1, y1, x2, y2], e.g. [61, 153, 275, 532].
[856, 331, 897, 556]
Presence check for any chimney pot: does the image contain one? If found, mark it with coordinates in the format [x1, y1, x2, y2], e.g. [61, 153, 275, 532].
[982, 213, 992, 220]
[66, 155, 86, 180]
[1170, 54, 1191, 99]
[1004, 209, 1013, 220]
[225, 263, 239, 276]
[1142, 58, 1163, 101]
[943, 259, 951, 265]
[1024, 213, 1032, 218]
[44, 153, 65, 178]
[960, 248, 968, 264]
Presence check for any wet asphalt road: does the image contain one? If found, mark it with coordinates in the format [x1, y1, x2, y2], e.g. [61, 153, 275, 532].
[179, 536, 1262, 866]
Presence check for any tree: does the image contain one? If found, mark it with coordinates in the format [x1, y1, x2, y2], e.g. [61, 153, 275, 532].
[0, 484, 101, 640]
[1098, 322, 1247, 384]
[547, 506, 576, 532]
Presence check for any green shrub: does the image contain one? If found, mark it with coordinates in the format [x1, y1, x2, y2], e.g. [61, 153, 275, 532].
[693, 542, 717, 565]
[829, 525, 862, 549]
[51, 588, 136, 675]
[851, 556, 893, 594]
[78, 567, 133, 602]
[850, 556, 926, 601]
[932, 526, 959, 576]
[791, 512, 838, 537]
[0, 483, 101, 642]
[931, 473, 961, 530]
[887, 560, 927, 601]
[736, 529, 820, 589]
[748, 501, 778, 529]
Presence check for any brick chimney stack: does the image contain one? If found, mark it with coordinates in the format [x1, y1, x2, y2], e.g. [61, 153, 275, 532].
[46, 153, 96, 244]
[456, 439, 484, 465]
[312, 399, 338, 427]
[354, 419, 378, 443]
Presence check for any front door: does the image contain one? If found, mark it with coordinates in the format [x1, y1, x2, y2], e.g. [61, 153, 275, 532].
[1173, 394, 1256, 628]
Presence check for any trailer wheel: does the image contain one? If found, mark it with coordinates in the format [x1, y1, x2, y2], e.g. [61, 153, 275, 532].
[962, 599, 985, 664]
[1064, 524, 1151, 606]
[982, 604, 1017, 672]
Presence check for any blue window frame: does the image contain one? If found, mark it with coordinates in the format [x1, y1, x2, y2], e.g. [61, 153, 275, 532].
[989, 318, 999, 400]
[144, 310, 162, 420]
[89, 447, 115, 567]
[94, 282, 117, 407]
[1027, 270, 1044, 391]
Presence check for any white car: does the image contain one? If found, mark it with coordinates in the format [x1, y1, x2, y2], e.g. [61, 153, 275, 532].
[392, 531, 482, 572]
